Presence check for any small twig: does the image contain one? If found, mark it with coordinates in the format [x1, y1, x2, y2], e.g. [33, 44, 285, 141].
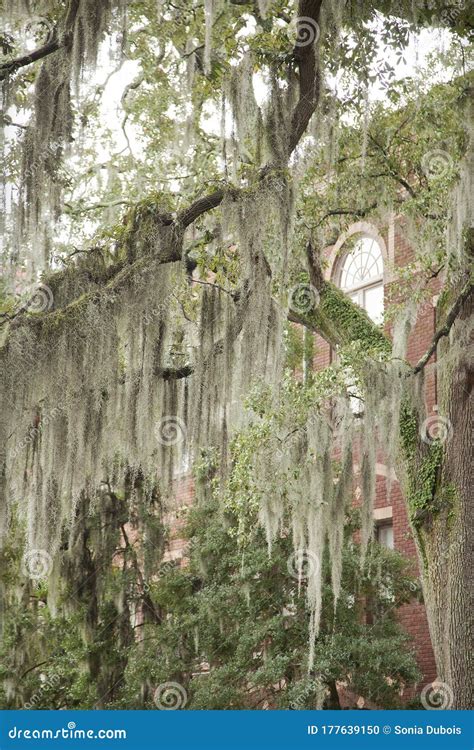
[120, 71, 146, 157]
[314, 203, 378, 228]
[181, 43, 204, 59]
[191, 278, 236, 297]
[20, 660, 51, 680]
[64, 199, 132, 214]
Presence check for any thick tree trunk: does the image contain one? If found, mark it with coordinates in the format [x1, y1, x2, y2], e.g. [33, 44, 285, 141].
[421, 291, 473, 709]
[400, 288, 473, 709]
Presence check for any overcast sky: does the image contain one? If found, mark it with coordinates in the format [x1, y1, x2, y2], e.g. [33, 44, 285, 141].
[95, 20, 453, 161]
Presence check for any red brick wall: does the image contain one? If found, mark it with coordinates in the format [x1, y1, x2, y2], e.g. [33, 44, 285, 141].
[389, 224, 438, 690]
[162, 476, 195, 566]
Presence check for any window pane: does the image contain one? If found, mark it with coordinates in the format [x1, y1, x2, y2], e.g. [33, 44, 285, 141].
[340, 237, 383, 290]
[364, 284, 384, 324]
[377, 524, 394, 549]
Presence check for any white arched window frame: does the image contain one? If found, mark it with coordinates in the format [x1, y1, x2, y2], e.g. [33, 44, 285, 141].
[336, 236, 384, 324]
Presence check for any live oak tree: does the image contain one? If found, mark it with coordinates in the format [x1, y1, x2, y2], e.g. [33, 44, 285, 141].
[0, 0, 472, 709]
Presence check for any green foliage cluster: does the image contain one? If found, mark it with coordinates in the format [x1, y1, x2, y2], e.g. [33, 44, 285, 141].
[117, 497, 421, 710]
[399, 403, 454, 532]
[0, 491, 421, 710]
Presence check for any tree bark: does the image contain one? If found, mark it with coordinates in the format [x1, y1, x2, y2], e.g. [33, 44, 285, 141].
[404, 289, 473, 709]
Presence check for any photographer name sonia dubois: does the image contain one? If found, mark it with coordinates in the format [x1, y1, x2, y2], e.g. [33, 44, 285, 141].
[394, 726, 462, 735]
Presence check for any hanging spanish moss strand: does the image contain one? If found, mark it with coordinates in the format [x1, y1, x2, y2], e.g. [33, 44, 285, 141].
[203, 0, 214, 76]
[11, 0, 126, 273]
[256, 0, 270, 19]
[228, 51, 262, 167]
[329, 400, 353, 606]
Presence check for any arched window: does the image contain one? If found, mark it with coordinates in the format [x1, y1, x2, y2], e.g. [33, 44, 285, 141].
[338, 237, 384, 323]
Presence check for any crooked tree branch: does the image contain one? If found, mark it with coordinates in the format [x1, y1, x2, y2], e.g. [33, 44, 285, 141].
[314, 203, 378, 228]
[0, 38, 61, 80]
[177, 2, 323, 228]
[413, 283, 474, 374]
[120, 70, 147, 157]
[288, 0, 323, 156]
[177, 189, 226, 228]
[368, 170, 417, 199]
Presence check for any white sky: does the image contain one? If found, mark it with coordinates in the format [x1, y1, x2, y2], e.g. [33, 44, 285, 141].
[95, 20, 453, 162]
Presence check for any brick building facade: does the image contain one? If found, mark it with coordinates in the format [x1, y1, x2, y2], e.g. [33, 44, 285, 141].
[160, 214, 438, 702]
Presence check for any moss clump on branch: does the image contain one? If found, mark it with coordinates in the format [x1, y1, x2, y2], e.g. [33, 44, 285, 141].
[307, 281, 391, 354]
[112, 195, 180, 265]
[399, 402, 452, 531]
